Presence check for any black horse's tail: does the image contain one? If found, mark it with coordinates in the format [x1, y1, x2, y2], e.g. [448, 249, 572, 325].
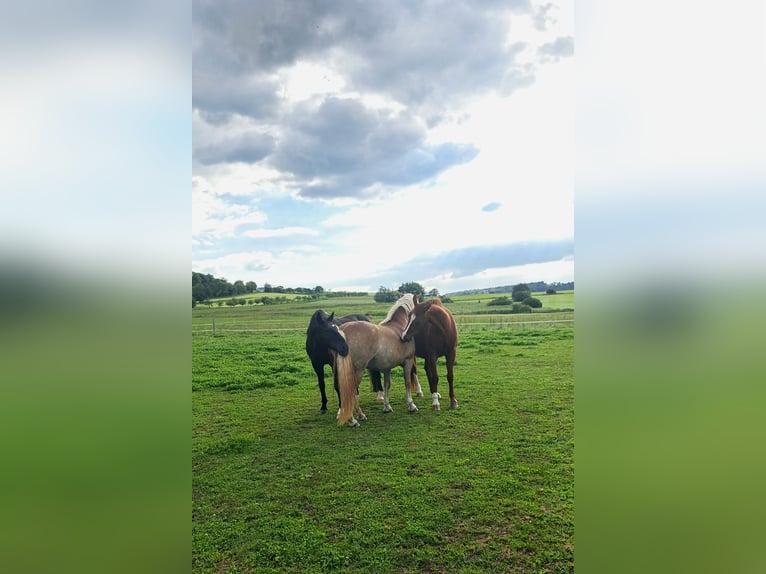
[369, 369, 382, 392]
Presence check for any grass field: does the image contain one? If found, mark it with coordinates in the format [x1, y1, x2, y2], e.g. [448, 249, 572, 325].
[193, 294, 574, 573]
[193, 291, 574, 333]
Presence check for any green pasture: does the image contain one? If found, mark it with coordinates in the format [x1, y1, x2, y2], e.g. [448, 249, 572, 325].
[193, 295, 573, 573]
[192, 291, 574, 333]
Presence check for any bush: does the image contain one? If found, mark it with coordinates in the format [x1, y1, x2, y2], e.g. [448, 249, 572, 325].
[546, 288, 557, 295]
[487, 296, 512, 306]
[512, 302, 532, 313]
[512, 283, 531, 302]
[374, 287, 399, 303]
[523, 296, 542, 308]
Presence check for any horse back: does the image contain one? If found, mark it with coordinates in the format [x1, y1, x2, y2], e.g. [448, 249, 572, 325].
[415, 303, 458, 357]
[340, 321, 414, 371]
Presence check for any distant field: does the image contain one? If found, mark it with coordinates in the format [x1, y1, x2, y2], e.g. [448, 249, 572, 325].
[193, 294, 574, 573]
[193, 291, 574, 334]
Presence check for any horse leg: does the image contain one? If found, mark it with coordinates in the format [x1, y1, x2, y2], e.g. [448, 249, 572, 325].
[424, 355, 441, 411]
[370, 369, 385, 402]
[404, 359, 419, 412]
[351, 370, 366, 426]
[382, 370, 393, 413]
[412, 361, 423, 397]
[446, 348, 458, 409]
[313, 361, 329, 414]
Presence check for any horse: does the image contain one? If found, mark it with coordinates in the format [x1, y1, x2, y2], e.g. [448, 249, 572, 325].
[333, 294, 420, 427]
[401, 294, 459, 410]
[305, 310, 383, 414]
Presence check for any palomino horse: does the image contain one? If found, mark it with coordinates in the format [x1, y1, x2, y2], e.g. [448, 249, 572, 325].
[401, 294, 459, 410]
[305, 311, 383, 414]
[333, 294, 420, 427]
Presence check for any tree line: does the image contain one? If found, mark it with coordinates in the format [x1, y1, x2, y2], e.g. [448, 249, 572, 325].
[192, 271, 366, 305]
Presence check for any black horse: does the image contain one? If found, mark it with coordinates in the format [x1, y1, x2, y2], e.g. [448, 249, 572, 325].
[306, 310, 383, 414]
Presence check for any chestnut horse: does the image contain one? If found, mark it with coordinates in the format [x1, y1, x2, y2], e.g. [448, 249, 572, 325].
[333, 294, 420, 427]
[401, 294, 459, 410]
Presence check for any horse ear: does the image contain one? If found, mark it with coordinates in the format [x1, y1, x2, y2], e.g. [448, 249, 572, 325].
[328, 312, 334, 321]
[413, 293, 420, 304]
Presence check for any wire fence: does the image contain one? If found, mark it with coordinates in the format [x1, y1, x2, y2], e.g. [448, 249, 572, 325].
[192, 314, 574, 335]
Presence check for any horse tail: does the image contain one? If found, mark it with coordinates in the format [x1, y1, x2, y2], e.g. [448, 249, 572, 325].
[335, 353, 357, 426]
[369, 369, 382, 393]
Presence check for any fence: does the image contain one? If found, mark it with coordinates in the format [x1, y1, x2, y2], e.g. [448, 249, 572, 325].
[192, 313, 574, 335]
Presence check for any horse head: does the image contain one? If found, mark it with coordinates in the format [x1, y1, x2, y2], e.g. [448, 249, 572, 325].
[311, 310, 349, 356]
[401, 298, 435, 342]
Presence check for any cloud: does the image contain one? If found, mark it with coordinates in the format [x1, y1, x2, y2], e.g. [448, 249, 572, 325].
[194, 130, 275, 165]
[193, 1, 535, 115]
[270, 97, 478, 198]
[360, 238, 574, 286]
[192, 184, 267, 238]
[192, 69, 282, 124]
[192, 251, 275, 277]
[537, 36, 574, 62]
[532, 2, 556, 31]
[190, 1, 561, 201]
[482, 202, 502, 212]
[242, 226, 318, 238]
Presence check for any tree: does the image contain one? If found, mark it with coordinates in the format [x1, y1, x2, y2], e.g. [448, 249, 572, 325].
[263, 283, 273, 293]
[314, 285, 324, 294]
[374, 286, 399, 303]
[546, 287, 556, 295]
[512, 283, 531, 302]
[398, 281, 425, 295]
[523, 296, 542, 308]
[245, 281, 257, 293]
[427, 288, 439, 297]
[233, 280, 246, 295]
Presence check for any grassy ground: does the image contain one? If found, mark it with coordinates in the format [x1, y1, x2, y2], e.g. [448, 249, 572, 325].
[193, 291, 574, 333]
[193, 300, 573, 573]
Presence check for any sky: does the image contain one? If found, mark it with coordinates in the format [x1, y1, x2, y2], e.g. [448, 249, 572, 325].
[192, 0, 574, 294]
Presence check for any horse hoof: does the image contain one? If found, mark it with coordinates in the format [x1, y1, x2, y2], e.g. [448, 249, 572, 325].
[320, 408, 328, 415]
[450, 401, 459, 409]
[383, 405, 393, 413]
[432, 404, 441, 411]
[349, 419, 360, 428]
[408, 404, 419, 413]
[358, 413, 367, 421]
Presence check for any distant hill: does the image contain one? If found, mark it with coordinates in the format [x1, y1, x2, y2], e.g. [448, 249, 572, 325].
[445, 281, 574, 297]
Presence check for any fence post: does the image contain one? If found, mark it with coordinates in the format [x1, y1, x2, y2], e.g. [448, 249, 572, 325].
[213, 318, 216, 336]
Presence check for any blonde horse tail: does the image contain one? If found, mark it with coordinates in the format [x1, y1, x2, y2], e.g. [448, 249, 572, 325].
[335, 353, 357, 426]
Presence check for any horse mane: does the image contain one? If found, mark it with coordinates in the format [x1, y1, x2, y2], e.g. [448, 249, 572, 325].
[380, 293, 415, 325]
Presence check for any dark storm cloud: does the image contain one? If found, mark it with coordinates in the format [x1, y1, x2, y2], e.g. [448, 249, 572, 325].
[192, 0, 544, 199]
[270, 97, 478, 198]
[367, 238, 574, 285]
[192, 72, 281, 124]
[193, 0, 536, 120]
